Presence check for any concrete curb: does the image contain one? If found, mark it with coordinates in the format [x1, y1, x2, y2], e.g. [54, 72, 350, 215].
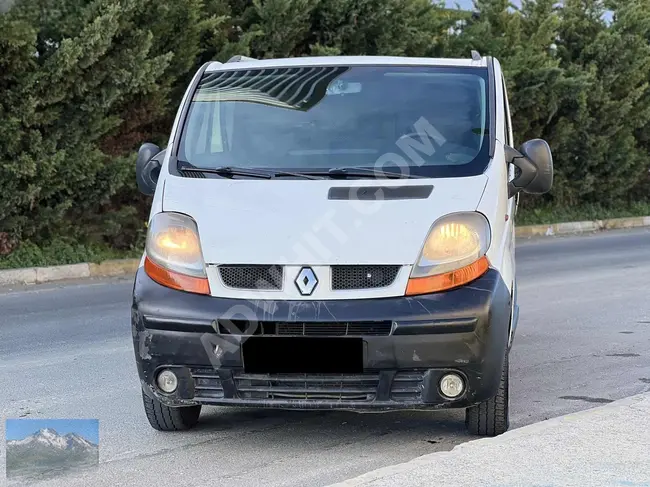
[328, 392, 650, 487]
[515, 215, 650, 238]
[0, 215, 648, 287]
[0, 259, 140, 287]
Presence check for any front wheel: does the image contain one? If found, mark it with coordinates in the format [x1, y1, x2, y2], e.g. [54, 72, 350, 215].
[465, 354, 510, 436]
[142, 391, 202, 431]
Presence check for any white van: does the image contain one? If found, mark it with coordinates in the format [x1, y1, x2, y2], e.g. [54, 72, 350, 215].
[132, 53, 553, 437]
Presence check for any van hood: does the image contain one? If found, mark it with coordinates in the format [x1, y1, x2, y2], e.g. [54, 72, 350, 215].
[162, 176, 488, 266]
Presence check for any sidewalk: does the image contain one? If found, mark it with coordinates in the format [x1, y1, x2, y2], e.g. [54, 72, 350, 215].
[329, 393, 650, 487]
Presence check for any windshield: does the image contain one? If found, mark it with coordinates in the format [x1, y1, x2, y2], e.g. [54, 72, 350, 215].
[178, 65, 491, 178]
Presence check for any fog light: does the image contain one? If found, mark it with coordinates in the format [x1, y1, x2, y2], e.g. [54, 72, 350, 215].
[156, 369, 178, 393]
[439, 373, 464, 399]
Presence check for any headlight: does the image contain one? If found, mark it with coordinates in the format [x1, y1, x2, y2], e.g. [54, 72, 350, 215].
[144, 212, 210, 294]
[407, 212, 491, 295]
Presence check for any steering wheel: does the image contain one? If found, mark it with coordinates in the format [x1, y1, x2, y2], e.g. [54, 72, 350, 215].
[397, 131, 434, 141]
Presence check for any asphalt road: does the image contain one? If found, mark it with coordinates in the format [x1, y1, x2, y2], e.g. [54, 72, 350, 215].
[1, 228, 649, 486]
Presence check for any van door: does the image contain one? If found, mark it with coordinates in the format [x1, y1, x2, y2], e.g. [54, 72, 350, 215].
[502, 74, 519, 344]
[502, 75, 517, 222]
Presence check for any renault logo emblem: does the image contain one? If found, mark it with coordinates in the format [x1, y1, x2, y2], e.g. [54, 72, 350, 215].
[295, 267, 318, 296]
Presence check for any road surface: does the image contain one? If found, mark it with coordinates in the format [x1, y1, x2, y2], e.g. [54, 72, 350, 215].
[1, 228, 649, 486]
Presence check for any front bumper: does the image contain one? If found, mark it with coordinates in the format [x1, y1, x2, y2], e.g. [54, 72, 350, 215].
[131, 268, 511, 410]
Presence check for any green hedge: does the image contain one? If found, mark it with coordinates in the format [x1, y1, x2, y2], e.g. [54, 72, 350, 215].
[0, 239, 140, 270]
[516, 201, 650, 226]
[1, 0, 649, 257]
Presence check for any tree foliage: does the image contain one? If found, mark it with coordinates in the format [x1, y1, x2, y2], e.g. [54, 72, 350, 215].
[1, 0, 649, 253]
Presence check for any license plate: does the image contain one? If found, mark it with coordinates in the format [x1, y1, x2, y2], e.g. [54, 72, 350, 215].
[242, 337, 363, 374]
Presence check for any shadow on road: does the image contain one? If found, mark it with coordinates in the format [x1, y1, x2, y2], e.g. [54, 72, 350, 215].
[194, 405, 470, 450]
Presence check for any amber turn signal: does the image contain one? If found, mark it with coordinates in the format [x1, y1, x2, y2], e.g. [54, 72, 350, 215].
[144, 256, 211, 295]
[405, 256, 489, 296]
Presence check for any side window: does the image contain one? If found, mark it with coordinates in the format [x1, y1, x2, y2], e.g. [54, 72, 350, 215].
[502, 75, 513, 146]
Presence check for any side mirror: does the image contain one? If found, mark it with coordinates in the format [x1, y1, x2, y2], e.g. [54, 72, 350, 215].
[136, 143, 164, 196]
[506, 139, 553, 198]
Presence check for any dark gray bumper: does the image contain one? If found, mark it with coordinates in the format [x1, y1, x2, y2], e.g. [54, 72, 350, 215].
[131, 267, 511, 410]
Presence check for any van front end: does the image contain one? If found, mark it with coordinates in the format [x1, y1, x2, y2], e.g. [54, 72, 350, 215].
[131, 55, 554, 437]
[132, 257, 511, 418]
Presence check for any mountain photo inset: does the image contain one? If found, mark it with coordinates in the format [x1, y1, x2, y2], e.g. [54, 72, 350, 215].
[5, 418, 99, 482]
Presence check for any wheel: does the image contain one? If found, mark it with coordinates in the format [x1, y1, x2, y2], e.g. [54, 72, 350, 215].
[142, 390, 202, 431]
[465, 354, 509, 437]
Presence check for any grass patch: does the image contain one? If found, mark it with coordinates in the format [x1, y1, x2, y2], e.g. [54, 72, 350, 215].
[0, 239, 141, 270]
[516, 202, 650, 226]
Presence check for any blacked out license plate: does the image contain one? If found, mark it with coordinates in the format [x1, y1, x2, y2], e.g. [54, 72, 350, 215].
[242, 337, 363, 374]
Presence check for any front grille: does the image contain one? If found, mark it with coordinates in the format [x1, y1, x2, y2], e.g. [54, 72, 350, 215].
[331, 265, 401, 290]
[218, 265, 283, 290]
[390, 371, 425, 402]
[214, 320, 392, 336]
[233, 372, 380, 401]
[191, 368, 224, 400]
[276, 321, 392, 336]
[191, 369, 427, 403]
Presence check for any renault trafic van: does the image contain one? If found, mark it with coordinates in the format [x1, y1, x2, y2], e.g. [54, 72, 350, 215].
[132, 53, 553, 437]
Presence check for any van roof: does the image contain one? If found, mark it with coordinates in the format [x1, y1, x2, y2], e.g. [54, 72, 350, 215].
[205, 55, 488, 72]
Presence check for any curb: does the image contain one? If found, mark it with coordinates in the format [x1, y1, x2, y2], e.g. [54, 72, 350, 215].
[326, 392, 650, 487]
[0, 215, 648, 287]
[0, 258, 141, 287]
[515, 215, 650, 238]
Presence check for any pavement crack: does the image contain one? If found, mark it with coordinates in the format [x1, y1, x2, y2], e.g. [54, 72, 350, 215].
[559, 395, 614, 404]
[606, 353, 640, 357]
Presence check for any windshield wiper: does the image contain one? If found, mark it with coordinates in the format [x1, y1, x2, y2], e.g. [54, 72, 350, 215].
[179, 165, 272, 179]
[179, 164, 325, 180]
[321, 167, 425, 179]
[178, 163, 420, 180]
[267, 170, 325, 180]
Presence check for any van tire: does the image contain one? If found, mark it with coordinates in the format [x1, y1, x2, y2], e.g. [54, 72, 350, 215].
[465, 354, 509, 437]
[142, 391, 202, 431]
